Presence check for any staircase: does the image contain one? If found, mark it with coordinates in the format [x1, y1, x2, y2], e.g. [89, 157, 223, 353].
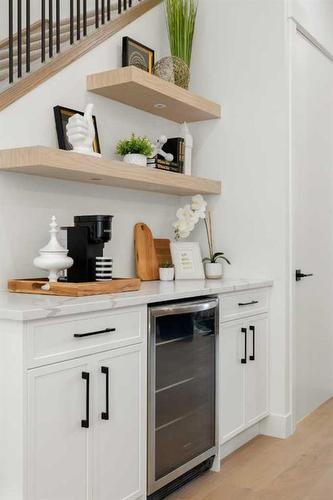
[0, 0, 162, 111]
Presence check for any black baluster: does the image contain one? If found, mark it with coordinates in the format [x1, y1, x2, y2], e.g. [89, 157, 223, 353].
[49, 0, 53, 58]
[118, 0, 121, 14]
[95, 0, 99, 28]
[56, 0, 60, 52]
[17, 0, 22, 77]
[129, 0, 132, 6]
[107, 0, 111, 20]
[83, 0, 87, 36]
[123, 0, 127, 10]
[101, 0, 105, 24]
[8, 0, 14, 83]
[70, 0, 74, 44]
[76, 0, 80, 40]
[41, 0, 46, 62]
[26, 0, 31, 72]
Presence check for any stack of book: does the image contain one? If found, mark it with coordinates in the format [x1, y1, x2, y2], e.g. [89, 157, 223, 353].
[148, 137, 185, 173]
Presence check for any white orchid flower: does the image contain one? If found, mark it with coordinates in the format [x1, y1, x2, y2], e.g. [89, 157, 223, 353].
[191, 194, 207, 218]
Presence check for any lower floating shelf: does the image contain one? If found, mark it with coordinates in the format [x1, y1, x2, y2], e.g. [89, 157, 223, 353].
[0, 146, 222, 196]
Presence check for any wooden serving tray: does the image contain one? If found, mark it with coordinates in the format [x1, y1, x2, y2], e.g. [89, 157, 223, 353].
[8, 278, 141, 297]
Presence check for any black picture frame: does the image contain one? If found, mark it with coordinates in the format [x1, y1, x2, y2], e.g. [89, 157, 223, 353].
[122, 37, 155, 74]
[53, 105, 101, 154]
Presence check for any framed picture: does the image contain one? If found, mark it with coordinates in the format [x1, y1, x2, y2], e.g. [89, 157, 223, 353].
[170, 242, 205, 280]
[53, 105, 101, 154]
[122, 37, 155, 74]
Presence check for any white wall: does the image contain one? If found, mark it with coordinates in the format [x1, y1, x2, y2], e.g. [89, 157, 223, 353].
[188, 0, 291, 424]
[0, 3, 181, 288]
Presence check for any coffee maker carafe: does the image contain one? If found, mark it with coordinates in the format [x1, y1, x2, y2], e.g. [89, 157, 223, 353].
[64, 215, 113, 282]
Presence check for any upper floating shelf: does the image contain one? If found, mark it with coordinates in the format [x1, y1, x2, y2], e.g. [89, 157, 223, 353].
[87, 66, 221, 123]
[0, 146, 222, 196]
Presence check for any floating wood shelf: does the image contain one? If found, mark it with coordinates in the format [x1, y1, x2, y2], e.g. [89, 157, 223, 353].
[87, 66, 221, 123]
[0, 146, 222, 196]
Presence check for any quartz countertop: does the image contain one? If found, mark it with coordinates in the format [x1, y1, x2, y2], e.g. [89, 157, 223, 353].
[0, 278, 273, 321]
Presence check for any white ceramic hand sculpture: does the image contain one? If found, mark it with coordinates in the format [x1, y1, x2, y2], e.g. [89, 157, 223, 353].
[66, 103, 101, 157]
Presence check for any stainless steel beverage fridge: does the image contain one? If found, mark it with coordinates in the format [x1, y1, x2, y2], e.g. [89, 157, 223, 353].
[148, 298, 218, 499]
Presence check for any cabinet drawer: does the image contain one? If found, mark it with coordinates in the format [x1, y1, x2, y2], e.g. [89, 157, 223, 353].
[220, 289, 269, 322]
[27, 306, 146, 368]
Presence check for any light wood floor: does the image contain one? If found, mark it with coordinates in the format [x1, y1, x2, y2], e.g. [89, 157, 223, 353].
[168, 398, 333, 500]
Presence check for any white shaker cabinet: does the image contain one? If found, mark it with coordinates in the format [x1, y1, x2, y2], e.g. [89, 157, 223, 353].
[219, 290, 270, 444]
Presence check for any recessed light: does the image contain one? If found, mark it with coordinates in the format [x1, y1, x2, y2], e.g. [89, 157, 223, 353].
[154, 103, 167, 109]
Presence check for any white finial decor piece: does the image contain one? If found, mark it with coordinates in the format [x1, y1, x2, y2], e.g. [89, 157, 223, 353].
[150, 135, 174, 162]
[66, 103, 101, 157]
[180, 122, 193, 176]
[34, 216, 73, 283]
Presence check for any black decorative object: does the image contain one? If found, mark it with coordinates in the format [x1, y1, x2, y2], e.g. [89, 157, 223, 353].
[53, 105, 101, 154]
[122, 36, 155, 73]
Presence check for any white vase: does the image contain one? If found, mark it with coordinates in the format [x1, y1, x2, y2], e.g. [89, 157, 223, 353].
[34, 216, 73, 283]
[124, 154, 147, 167]
[205, 262, 223, 279]
[159, 267, 175, 281]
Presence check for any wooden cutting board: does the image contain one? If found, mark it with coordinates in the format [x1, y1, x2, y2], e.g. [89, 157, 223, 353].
[8, 277, 141, 297]
[154, 238, 172, 267]
[134, 223, 160, 280]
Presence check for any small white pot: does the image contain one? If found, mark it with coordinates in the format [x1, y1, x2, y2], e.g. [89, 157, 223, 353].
[159, 267, 175, 281]
[205, 262, 223, 279]
[124, 154, 147, 167]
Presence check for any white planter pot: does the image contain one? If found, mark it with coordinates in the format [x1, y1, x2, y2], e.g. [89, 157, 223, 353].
[124, 154, 147, 167]
[159, 267, 175, 281]
[205, 262, 223, 279]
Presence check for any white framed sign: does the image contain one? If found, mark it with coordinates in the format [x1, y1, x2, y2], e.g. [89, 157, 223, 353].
[170, 242, 205, 280]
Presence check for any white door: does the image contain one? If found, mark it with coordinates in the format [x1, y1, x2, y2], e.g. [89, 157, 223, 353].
[93, 344, 146, 500]
[220, 319, 246, 443]
[27, 358, 92, 500]
[245, 315, 269, 425]
[292, 24, 333, 422]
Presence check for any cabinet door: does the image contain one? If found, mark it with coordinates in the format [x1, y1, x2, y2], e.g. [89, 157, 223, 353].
[245, 315, 269, 425]
[27, 358, 92, 500]
[220, 319, 246, 443]
[93, 344, 146, 500]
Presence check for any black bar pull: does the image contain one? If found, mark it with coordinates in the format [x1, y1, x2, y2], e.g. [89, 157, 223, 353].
[295, 269, 314, 281]
[241, 327, 247, 364]
[238, 300, 259, 307]
[74, 327, 116, 338]
[101, 366, 110, 420]
[249, 325, 255, 361]
[81, 371, 90, 428]
[26, 0, 30, 72]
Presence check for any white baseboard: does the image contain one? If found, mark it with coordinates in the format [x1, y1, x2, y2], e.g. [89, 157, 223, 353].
[220, 424, 260, 460]
[259, 412, 293, 439]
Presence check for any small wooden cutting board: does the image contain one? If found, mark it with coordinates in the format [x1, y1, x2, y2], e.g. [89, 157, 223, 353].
[134, 223, 160, 280]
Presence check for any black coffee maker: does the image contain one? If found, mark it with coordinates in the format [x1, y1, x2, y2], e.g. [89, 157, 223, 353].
[64, 215, 113, 282]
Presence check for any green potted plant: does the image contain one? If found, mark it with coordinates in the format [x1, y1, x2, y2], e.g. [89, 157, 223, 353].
[159, 262, 175, 281]
[154, 0, 198, 89]
[116, 133, 153, 167]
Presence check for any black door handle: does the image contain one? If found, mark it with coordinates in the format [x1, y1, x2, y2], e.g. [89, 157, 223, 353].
[238, 300, 259, 307]
[241, 327, 247, 364]
[81, 371, 90, 428]
[249, 325, 255, 361]
[295, 269, 314, 281]
[74, 328, 116, 338]
[101, 366, 110, 421]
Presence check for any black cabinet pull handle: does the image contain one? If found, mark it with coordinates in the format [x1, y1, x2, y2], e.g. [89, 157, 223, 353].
[249, 325, 255, 361]
[81, 371, 90, 428]
[101, 366, 110, 421]
[241, 327, 247, 364]
[238, 300, 259, 307]
[74, 327, 116, 338]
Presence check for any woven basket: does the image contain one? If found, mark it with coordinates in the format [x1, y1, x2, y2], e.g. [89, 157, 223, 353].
[153, 56, 190, 90]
